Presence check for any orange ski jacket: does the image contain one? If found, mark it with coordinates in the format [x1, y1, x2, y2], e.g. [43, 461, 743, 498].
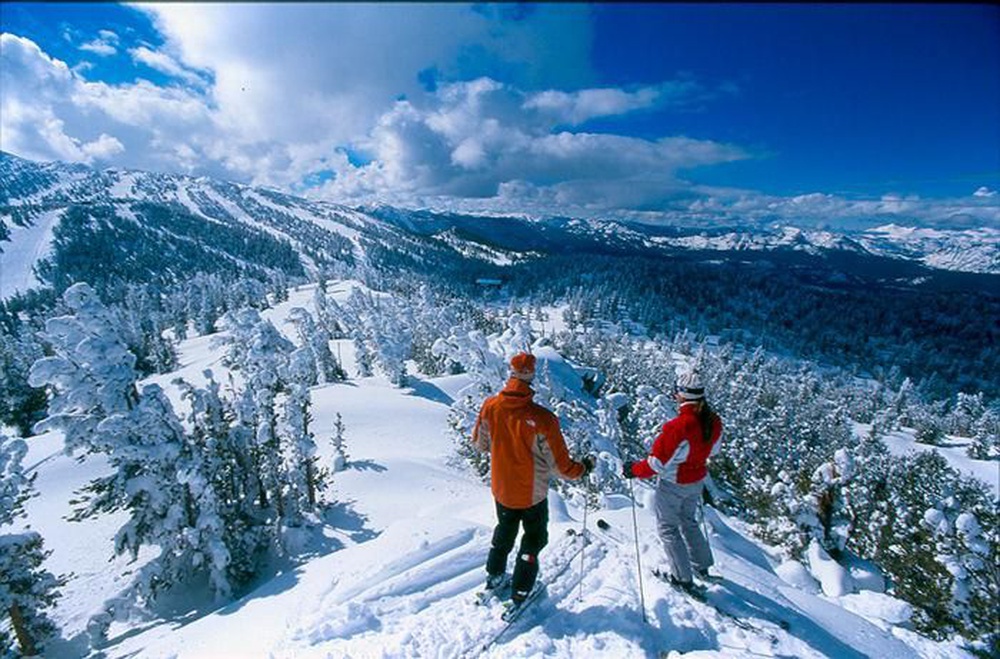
[472, 378, 586, 509]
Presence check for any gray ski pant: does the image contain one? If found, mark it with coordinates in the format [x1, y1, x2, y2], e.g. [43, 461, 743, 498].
[654, 478, 713, 582]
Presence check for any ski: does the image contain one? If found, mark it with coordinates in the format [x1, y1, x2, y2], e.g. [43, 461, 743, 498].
[499, 581, 544, 622]
[650, 567, 783, 639]
[474, 529, 589, 654]
[596, 518, 789, 638]
[474, 573, 511, 606]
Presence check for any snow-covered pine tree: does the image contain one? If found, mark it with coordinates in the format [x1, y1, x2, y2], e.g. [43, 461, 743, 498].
[433, 327, 508, 478]
[287, 307, 344, 384]
[338, 287, 413, 386]
[627, 384, 674, 458]
[119, 283, 177, 375]
[315, 289, 348, 340]
[809, 448, 855, 557]
[281, 348, 322, 523]
[0, 433, 64, 657]
[334, 291, 373, 378]
[330, 412, 348, 473]
[370, 294, 412, 387]
[967, 405, 999, 460]
[75, 383, 234, 642]
[242, 314, 295, 519]
[408, 285, 463, 377]
[946, 392, 985, 436]
[497, 313, 533, 358]
[28, 282, 141, 455]
[0, 327, 47, 437]
[175, 372, 263, 591]
[26, 284, 249, 640]
[921, 478, 999, 652]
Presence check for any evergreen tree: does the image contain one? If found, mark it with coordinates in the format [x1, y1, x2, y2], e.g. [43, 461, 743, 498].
[0, 328, 47, 437]
[967, 406, 999, 460]
[330, 412, 348, 473]
[28, 282, 141, 455]
[0, 433, 64, 657]
[281, 348, 322, 523]
[287, 307, 344, 384]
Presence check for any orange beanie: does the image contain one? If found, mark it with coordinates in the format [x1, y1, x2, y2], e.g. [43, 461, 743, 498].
[510, 352, 536, 378]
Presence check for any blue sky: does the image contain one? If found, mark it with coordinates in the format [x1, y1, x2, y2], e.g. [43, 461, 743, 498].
[1, 2, 998, 228]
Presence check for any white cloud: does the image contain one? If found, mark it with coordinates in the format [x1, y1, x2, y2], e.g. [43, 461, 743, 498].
[134, 3, 594, 147]
[4, 5, 995, 231]
[524, 87, 661, 125]
[79, 29, 120, 56]
[128, 46, 206, 86]
[522, 78, 721, 126]
[678, 186, 1000, 230]
[314, 78, 748, 210]
[1, 33, 212, 170]
[81, 133, 125, 160]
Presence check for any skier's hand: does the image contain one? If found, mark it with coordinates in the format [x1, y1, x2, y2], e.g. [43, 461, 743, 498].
[621, 461, 636, 479]
[581, 455, 595, 476]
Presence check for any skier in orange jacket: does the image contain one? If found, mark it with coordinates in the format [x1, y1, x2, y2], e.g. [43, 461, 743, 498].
[473, 352, 593, 605]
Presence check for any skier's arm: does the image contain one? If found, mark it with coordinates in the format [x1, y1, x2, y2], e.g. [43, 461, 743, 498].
[544, 419, 585, 480]
[471, 405, 491, 453]
[631, 422, 685, 479]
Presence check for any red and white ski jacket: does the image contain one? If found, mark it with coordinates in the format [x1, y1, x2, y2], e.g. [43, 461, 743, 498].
[629, 402, 723, 484]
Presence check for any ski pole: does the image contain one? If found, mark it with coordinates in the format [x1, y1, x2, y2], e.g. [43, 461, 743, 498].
[628, 477, 647, 623]
[578, 472, 589, 602]
[699, 498, 711, 542]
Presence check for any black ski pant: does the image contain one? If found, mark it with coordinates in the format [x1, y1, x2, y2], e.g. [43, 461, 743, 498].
[486, 498, 549, 601]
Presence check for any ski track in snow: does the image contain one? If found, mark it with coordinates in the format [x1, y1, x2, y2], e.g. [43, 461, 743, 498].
[19, 284, 979, 659]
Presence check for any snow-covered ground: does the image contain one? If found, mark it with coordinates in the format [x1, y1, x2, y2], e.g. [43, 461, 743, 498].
[856, 425, 999, 499]
[16, 284, 981, 658]
[0, 209, 61, 298]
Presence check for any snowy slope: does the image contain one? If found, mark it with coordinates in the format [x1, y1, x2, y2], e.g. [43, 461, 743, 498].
[15, 283, 979, 659]
[0, 209, 61, 298]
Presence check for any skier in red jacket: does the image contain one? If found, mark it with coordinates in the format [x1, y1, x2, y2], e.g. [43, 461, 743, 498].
[622, 370, 723, 592]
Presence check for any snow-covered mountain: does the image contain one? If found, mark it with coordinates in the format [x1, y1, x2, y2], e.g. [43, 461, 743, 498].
[16, 282, 986, 659]
[858, 224, 1000, 274]
[2, 152, 998, 303]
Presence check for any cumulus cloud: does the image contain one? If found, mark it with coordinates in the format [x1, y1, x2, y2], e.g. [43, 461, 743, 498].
[1, 33, 212, 169]
[973, 186, 997, 198]
[135, 3, 593, 145]
[311, 77, 749, 211]
[3, 7, 747, 212]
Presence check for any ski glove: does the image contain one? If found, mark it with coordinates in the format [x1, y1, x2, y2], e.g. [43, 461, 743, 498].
[621, 461, 636, 479]
[581, 455, 595, 476]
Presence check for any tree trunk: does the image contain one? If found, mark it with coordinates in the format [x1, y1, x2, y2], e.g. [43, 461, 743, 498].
[10, 602, 38, 656]
[306, 459, 316, 506]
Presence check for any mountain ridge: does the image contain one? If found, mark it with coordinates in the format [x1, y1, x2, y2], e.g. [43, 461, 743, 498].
[2, 152, 998, 299]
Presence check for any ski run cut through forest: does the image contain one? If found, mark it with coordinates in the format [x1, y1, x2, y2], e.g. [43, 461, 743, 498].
[2, 279, 996, 659]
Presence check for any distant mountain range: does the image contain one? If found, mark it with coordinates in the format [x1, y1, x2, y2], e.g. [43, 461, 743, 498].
[1, 151, 997, 300]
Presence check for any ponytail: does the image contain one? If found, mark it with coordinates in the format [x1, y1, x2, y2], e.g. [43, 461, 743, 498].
[697, 400, 717, 443]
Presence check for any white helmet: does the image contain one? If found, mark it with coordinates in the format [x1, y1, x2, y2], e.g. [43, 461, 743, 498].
[674, 370, 705, 401]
